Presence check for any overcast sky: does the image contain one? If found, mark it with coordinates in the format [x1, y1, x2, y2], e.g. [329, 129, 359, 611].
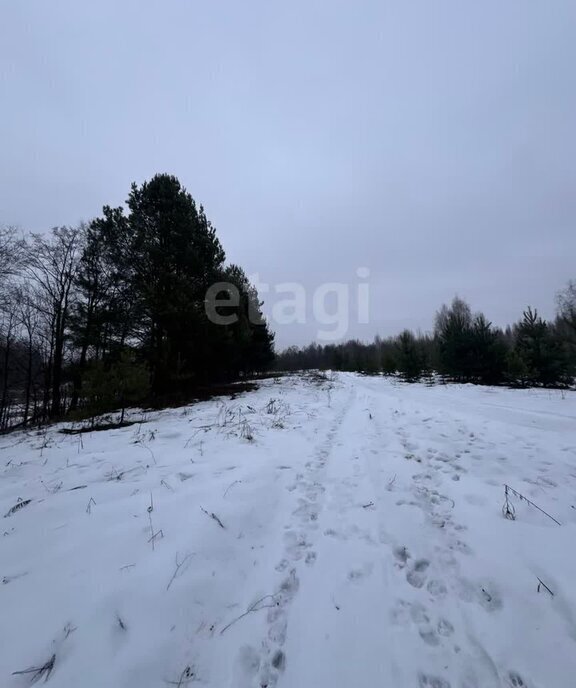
[1, 1, 575, 347]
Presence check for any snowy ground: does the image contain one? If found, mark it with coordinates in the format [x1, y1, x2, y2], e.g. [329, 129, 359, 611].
[1, 373, 576, 688]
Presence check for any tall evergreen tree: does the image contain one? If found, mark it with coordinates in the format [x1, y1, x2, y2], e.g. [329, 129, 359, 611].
[395, 330, 425, 381]
[434, 297, 473, 381]
[513, 307, 570, 386]
[91, 175, 226, 394]
[467, 315, 507, 384]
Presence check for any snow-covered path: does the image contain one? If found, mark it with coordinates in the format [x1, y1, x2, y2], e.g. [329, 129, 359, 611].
[1, 374, 576, 688]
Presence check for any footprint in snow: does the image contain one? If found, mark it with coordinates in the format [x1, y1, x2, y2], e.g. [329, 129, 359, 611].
[396, 499, 413, 507]
[450, 539, 474, 556]
[419, 626, 441, 646]
[275, 559, 290, 573]
[537, 476, 558, 488]
[303, 482, 325, 500]
[305, 551, 317, 566]
[393, 545, 410, 567]
[506, 671, 534, 687]
[437, 618, 454, 637]
[390, 599, 412, 626]
[347, 562, 374, 583]
[406, 559, 430, 589]
[390, 599, 454, 648]
[418, 672, 451, 687]
[232, 645, 260, 688]
[292, 500, 319, 525]
[427, 579, 448, 599]
[457, 579, 503, 612]
[478, 585, 503, 612]
[283, 531, 312, 562]
[177, 472, 194, 481]
[277, 569, 299, 605]
[267, 609, 287, 645]
[271, 650, 286, 671]
[414, 607, 454, 647]
[259, 661, 281, 688]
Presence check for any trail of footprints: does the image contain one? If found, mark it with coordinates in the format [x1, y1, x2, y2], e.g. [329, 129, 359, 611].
[235, 398, 534, 688]
[234, 393, 354, 688]
[389, 414, 532, 688]
[391, 547, 456, 652]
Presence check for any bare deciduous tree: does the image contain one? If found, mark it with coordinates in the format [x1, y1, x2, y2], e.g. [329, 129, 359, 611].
[0, 226, 25, 290]
[556, 280, 576, 333]
[15, 286, 41, 424]
[25, 227, 82, 418]
[0, 291, 18, 428]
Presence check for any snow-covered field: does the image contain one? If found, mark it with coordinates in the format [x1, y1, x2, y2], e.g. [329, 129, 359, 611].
[1, 373, 576, 688]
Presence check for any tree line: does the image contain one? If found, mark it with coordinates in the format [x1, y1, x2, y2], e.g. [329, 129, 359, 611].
[0, 174, 275, 430]
[276, 290, 576, 387]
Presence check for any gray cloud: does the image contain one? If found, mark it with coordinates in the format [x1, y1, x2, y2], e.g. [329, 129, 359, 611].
[1, 0, 575, 346]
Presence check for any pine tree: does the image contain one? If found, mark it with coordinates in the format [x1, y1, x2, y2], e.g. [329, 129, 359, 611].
[395, 330, 424, 381]
[467, 315, 507, 384]
[80, 352, 149, 425]
[513, 307, 570, 386]
[434, 297, 473, 381]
